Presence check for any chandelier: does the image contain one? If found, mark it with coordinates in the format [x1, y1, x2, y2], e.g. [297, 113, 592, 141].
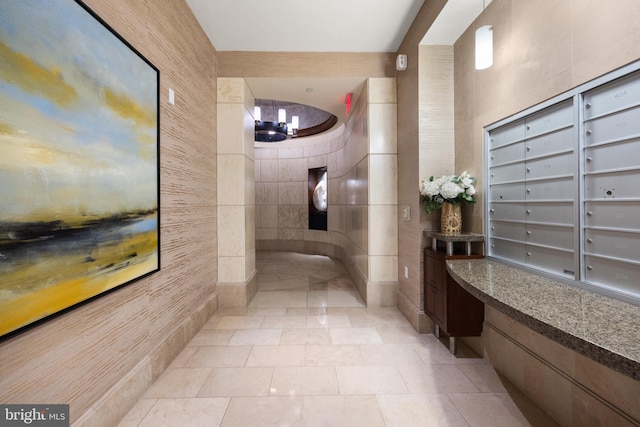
[254, 102, 299, 142]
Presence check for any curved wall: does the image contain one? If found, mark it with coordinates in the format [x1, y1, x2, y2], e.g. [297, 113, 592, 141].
[255, 78, 398, 306]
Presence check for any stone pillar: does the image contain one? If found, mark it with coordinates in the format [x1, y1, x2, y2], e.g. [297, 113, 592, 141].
[367, 78, 399, 306]
[216, 78, 257, 307]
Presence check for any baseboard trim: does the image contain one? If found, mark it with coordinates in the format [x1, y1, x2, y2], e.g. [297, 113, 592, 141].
[72, 292, 219, 427]
[485, 320, 638, 425]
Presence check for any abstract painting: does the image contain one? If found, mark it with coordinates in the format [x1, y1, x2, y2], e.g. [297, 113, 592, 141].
[0, 0, 159, 337]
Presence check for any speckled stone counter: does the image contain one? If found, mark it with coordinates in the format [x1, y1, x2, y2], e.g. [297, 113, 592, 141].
[423, 231, 484, 256]
[447, 258, 640, 380]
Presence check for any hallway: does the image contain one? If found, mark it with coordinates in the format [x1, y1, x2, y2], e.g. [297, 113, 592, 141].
[118, 252, 556, 426]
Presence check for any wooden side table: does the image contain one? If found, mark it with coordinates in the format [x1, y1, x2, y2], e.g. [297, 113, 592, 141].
[423, 231, 485, 354]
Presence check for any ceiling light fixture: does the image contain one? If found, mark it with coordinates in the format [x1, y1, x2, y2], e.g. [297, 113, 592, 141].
[255, 103, 289, 142]
[475, 0, 493, 70]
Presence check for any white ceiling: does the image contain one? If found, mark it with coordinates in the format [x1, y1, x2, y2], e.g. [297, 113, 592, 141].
[185, 0, 484, 128]
[185, 0, 426, 53]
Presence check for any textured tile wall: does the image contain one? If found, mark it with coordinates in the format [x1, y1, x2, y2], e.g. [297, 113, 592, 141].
[454, 0, 640, 234]
[0, 0, 218, 424]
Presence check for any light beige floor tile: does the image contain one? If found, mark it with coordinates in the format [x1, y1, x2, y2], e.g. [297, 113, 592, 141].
[327, 289, 365, 307]
[119, 252, 556, 426]
[201, 315, 223, 329]
[305, 344, 364, 367]
[375, 326, 422, 344]
[336, 366, 408, 394]
[350, 311, 412, 328]
[138, 398, 229, 427]
[186, 346, 252, 368]
[221, 396, 303, 427]
[330, 327, 383, 344]
[326, 307, 368, 316]
[359, 344, 424, 365]
[249, 290, 308, 308]
[270, 367, 339, 396]
[398, 364, 479, 394]
[187, 329, 234, 346]
[309, 268, 341, 281]
[214, 316, 264, 330]
[259, 278, 310, 291]
[168, 346, 198, 368]
[287, 307, 326, 316]
[256, 272, 280, 282]
[120, 398, 156, 422]
[449, 392, 543, 427]
[306, 315, 351, 329]
[261, 315, 307, 329]
[302, 395, 386, 427]
[144, 368, 211, 398]
[246, 345, 306, 367]
[280, 328, 332, 345]
[457, 362, 510, 392]
[413, 338, 461, 364]
[213, 308, 248, 315]
[276, 268, 318, 281]
[228, 328, 282, 345]
[198, 367, 273, 397]
[307, 290, 329, 307]
[376, 394, 468, 427]
[244, 308, 288, 316]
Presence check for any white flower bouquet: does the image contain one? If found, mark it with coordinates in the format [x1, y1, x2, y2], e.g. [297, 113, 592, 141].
[419, 171, 476, 214]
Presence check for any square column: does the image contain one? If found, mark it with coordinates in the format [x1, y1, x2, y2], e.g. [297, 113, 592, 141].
[217, 78, 257, 306]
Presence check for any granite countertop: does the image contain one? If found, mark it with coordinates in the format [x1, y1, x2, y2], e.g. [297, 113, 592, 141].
[423, 230, 485, 242]
[446, 258, 640, 380]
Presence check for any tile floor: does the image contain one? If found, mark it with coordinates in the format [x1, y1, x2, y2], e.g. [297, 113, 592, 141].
[119, 251, 558, 426]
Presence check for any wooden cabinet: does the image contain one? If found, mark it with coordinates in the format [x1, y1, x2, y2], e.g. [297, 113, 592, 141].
[423, 232, 485, 354]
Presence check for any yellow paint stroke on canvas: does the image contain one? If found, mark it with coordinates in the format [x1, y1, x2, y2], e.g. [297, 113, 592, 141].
[0, 256, 157, 337]
[0, 229, 158, 336]
[0, 121, 14, 135]
[0, 40, 78, 107]
[103, 87, 155, 129]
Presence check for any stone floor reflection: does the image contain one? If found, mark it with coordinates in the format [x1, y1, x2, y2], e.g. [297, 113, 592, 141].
[119, 251, 558, 426]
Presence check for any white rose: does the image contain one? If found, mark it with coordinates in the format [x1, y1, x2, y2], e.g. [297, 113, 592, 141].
[466, 185, 476, 196]
[434, 176, 449, 187]
[440, 181, 463, 199]
[421, 181, 440, 197]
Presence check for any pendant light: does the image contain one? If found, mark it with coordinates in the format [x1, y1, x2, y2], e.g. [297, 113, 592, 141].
[475, 0, 493, 70]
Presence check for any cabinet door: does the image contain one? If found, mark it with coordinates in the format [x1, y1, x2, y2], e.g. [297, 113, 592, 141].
[424, 250, 436, 316]
[432, 254, 446, 324]
[424, 249, 445, 325]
